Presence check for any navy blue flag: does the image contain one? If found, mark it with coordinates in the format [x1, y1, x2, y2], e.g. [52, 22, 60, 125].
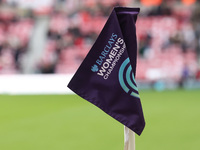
[68, 7, 145, 135]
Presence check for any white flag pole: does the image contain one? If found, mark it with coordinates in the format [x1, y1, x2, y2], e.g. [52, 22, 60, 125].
[124, 126, 135, 150]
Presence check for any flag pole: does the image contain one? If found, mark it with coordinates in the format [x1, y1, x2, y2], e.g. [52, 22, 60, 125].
[124, 126, 135, 150]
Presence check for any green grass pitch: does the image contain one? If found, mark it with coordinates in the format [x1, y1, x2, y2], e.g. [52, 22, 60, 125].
[0, 90, 200, 150]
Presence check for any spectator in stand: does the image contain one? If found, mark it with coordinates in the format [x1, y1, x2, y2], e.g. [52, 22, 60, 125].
[196, 67, 200, 80]
[179, 64, 191, 87]
[191, 1, 200, 55]
[139, 32, 152, 58]
[181, 24, 196, 52]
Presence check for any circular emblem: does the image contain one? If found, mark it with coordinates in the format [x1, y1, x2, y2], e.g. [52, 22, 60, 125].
[119, 58, 140, 98]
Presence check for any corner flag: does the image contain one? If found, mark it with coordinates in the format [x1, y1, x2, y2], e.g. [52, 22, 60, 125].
[68, 7, 145, 135]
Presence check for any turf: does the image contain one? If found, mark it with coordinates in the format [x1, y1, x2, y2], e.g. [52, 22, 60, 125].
[0, 90, 199, 150]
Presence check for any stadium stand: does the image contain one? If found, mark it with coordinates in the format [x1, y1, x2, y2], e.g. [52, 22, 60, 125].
[0, 5, 34, 74]
[0, 0, 199, 83]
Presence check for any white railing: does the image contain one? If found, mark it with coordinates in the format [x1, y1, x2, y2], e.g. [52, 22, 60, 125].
[0, 74, 74, 95]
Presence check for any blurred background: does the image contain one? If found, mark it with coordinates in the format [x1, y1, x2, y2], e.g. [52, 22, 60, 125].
[0, 0, 200, 92]
[0, 1, 200, 150]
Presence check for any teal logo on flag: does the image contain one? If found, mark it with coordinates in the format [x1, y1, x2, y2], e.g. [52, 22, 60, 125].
[91, 64, 99, 72]
[119, 58, 140, 98]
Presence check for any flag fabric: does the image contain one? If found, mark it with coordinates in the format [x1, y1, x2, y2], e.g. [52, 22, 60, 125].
[67, 7, 145, 135]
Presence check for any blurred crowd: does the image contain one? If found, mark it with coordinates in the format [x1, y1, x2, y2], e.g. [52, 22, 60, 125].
[37, 0, 127, 74]
[0, 0, 200, 82]
[136, 1, 200, 82]
[0, 4, 34, 73]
